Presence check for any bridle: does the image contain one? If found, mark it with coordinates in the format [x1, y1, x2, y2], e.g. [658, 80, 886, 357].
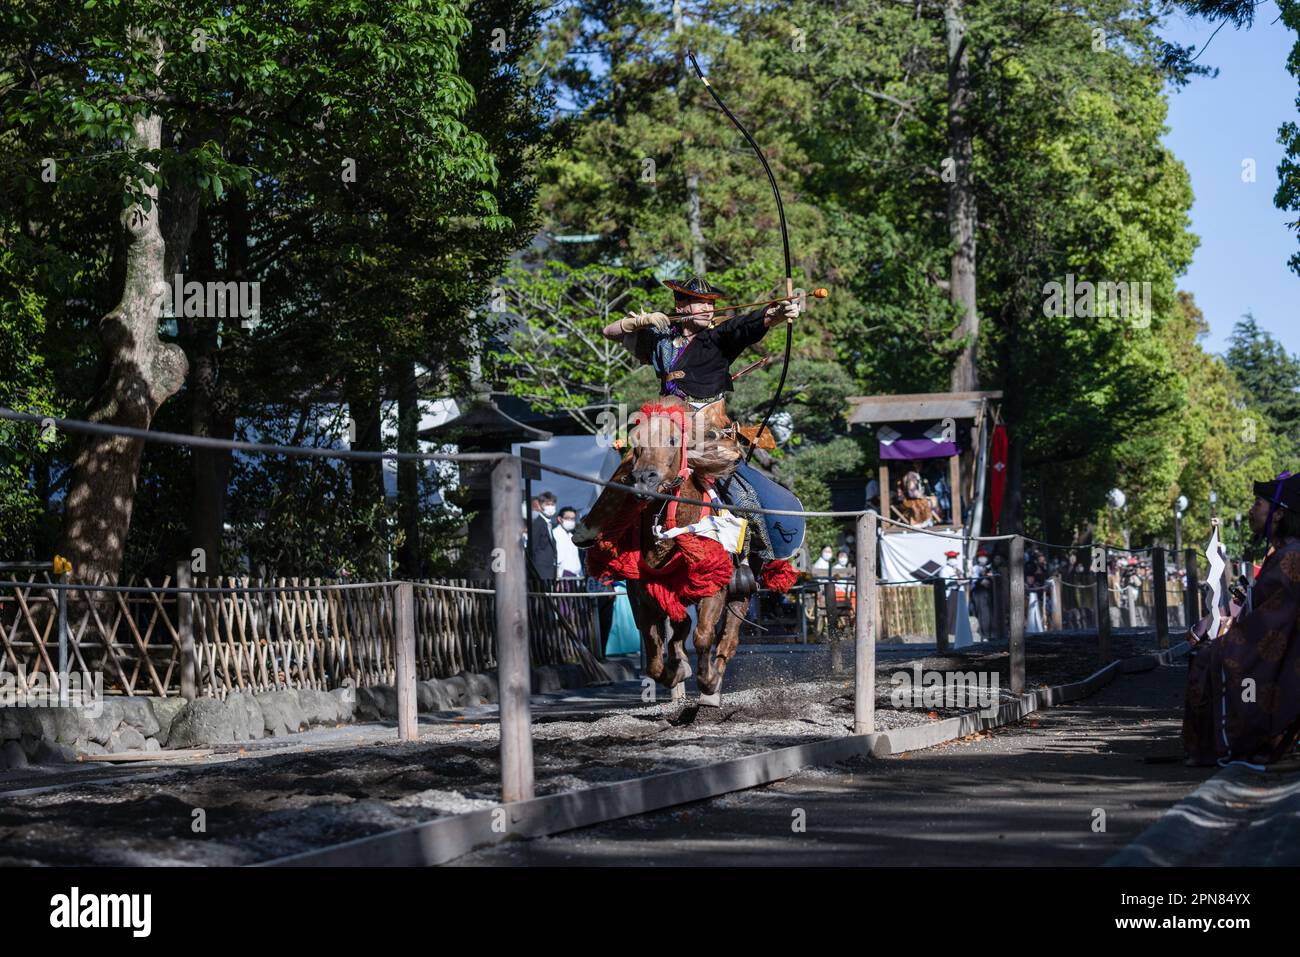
[633, 401, 717, 531]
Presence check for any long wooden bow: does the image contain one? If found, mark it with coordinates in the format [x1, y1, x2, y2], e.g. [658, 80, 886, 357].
[686, 49, 793, 464]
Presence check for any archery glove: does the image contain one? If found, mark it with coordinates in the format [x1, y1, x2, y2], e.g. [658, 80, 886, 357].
[766, 298, 801, 322]
[618, 310, 671, 334]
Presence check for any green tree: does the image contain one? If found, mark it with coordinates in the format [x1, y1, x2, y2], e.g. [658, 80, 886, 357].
[1, 0, 544, 580]
[1225, 314, 1300, 464]
[0, 242, 61, 558]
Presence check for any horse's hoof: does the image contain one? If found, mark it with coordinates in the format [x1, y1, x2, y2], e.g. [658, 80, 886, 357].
[697, 691, 721, 708]
[670, 683, 687, 702]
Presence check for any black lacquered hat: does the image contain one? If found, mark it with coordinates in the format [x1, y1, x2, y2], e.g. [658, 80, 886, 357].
[663, 275, 726, 302]
[1254, 471, 1300, 511]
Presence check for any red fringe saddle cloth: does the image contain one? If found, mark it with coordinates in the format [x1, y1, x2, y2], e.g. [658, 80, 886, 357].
[586, 499, 798, 622]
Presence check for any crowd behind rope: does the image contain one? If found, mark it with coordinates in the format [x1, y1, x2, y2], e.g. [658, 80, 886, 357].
[801, 540, 1197, 637]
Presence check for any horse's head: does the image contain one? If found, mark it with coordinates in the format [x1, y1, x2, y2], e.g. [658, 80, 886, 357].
[626, 400, 689, 499]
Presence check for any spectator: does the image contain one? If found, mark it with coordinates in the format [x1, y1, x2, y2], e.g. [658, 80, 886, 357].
[832, 548, 854, 606]
[529, 491, 559, 579]
[554, 506, 584, 578]
[899, 462, 933, 526]
[812, 545, 833, 578]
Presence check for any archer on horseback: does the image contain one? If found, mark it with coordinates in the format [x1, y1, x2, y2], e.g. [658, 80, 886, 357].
[570, 50, 812, 706]
[569, 274, 800, 546]
[608, 275, 798, 408]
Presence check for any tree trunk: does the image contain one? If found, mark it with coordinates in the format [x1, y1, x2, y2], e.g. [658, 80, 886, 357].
[189, 345, 236, 576]
[57, 31, 188, 584]
[347, 376, 386, 573]
[1004, 427, 1025, 535]
[686, 173, 707, 276]
[944, 0, 979, 393]
[179, 208, 233, 577]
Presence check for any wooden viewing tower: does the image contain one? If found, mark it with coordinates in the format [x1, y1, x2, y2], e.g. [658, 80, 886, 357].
[845, 390, 1002, 535]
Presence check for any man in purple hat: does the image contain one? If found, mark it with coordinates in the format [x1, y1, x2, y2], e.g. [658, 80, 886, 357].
[1183, 471, 1300, 766]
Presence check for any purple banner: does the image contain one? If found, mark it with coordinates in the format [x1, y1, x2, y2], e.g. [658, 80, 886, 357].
[877, 421, 961, 461]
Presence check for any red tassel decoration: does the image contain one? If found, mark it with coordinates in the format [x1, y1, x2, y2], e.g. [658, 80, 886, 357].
[759, 558, 799, 593]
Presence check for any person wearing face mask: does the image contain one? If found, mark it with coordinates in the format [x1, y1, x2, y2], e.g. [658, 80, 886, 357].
[529, 491, 560, 580]
[832, 549, 855, 608]
[553, 506, 584, 579]
[812, 545, 834, 578]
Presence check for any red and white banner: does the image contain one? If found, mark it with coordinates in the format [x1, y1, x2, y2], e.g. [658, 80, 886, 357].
[989, 424, 1008, 533]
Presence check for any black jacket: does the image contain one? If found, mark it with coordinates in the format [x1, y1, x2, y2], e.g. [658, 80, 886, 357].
[633, 308, 770, 399]
[529, 513, 557, 578]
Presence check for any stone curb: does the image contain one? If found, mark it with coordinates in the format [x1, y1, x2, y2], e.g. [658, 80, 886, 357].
[264, 642, 1188, 866]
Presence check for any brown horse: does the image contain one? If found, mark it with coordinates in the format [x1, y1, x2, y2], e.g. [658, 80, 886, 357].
[588, 397, 759, 706]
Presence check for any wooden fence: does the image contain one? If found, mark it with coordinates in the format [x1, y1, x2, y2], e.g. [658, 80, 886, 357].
[0, 575, 611, 699]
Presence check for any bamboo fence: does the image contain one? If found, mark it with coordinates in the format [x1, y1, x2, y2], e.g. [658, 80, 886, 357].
[0, 575, 611, 699]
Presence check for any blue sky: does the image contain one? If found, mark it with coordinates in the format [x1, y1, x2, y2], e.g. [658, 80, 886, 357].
[1160, 7, 1299, 356]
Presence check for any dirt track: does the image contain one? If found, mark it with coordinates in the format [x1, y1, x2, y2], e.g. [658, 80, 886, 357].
[0, 633, 1160, 866]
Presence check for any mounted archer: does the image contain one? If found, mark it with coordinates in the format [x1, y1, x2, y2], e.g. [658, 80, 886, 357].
[574, 50, 810, 706]
[608, 274, 799, 408]
[569, 275, 800, 548]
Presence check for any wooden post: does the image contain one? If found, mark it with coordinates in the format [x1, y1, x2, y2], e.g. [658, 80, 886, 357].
[999, 549, 1011, 641]
[1152, 547, 1169, 650]
[492, 455, 534, 803]
[1009, 535, 1025, 694]
[56, 574, 69, 707]
[932, 578, 949, 652]
[1184, 547, 1200, 627]
[1048, 575, 1063, 631]
[176, 560, 196, 702]
[1096, 547, 1112, 664]
[947, 453, 962, 527]
[854, 511, 877, 734]
[878, 463, 890, 529]
[394, 582, 418, 742]
[798, 585, 808, 644]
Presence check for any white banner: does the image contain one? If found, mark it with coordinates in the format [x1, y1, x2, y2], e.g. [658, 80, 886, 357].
[879, 528, 965, 583]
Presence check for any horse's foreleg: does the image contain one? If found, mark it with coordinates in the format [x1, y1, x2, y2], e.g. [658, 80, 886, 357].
[707, 556, 761, 701]
[627, 581, 666, 682]
[665, 616, 693, 701]
[692, 592, 728, 704]
[711, 597, 747, 699]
